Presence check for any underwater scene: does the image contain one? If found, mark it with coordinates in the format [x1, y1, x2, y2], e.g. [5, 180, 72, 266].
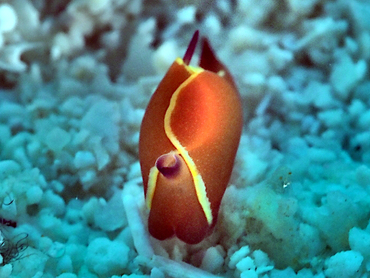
[0, 0, 369, 277]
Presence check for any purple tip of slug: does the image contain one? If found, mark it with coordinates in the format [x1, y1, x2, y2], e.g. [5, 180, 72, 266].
[156, 153, 182, 178]
[183, 30, 199, 65]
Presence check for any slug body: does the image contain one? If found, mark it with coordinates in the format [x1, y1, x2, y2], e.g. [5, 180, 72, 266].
[139, 31, 243, 244]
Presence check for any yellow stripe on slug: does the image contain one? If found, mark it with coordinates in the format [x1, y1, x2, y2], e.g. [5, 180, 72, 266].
[145, 60, 205, 214]
[163, 65, 213, 226]
[175, 58, 204, 74]
[146, 166, 159, 209]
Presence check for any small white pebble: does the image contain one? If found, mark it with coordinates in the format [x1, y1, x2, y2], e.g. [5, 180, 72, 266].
[317, 109, 344, 127]
[40, 190, 66, 216]
[241, 269, 258, 278]
[152, 40, 178, 74]
[150, 267, 165, 278]
[74, 151, 96, 169]
[236, 256, 255, 272]
[0, 44, 38, 72]
[88, 0, 110, 14]
[94, 192, 126, 231]
[47, 241, 66, 258]
[349, 227, 370, 259]
[229, 246, 251, 269]
[203, 14, 221, 36]
[0, 4, 17, 33]
[345, 37, 359, 54]
[86, 237, 129, 277]
[348, 99, 366, 118]
[79, 169, 97, 190]
[51, 32, 71, 60]
[287, 0, 318, 15]
[127, 161, 142, 180]
[358, 110, 370, 129]
[330, 54, 366, 100]
[243, 72, 266, 86]
[46, 127, 71, 152]
[267, 75, 287, 94]
[268, 46, 293, 70]
[38, 236, 53, 253]
[308, 147, 336, 163]
[0, 160, 21, 179]
[229, 26, 262, 52]
[57, 255, 73, 274]
[200, 246, 225, 273]
[90, 137, 111, 170]
[252, 250, 270, 267]
[270, 267, 296, 277]
[177, 6, 196, 24]
[26, 186, 43, 205]
[325, 251, 363, 278]
[308, 82, 333, 109]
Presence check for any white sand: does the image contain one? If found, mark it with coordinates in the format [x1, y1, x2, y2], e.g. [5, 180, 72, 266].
[0, 0, 370, 277]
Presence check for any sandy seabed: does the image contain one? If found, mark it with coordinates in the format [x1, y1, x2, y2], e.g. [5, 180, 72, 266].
[0, 0, 370, 277]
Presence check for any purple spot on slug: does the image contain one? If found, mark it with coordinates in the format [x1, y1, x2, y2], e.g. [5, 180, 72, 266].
[156, 153, 182, 178]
